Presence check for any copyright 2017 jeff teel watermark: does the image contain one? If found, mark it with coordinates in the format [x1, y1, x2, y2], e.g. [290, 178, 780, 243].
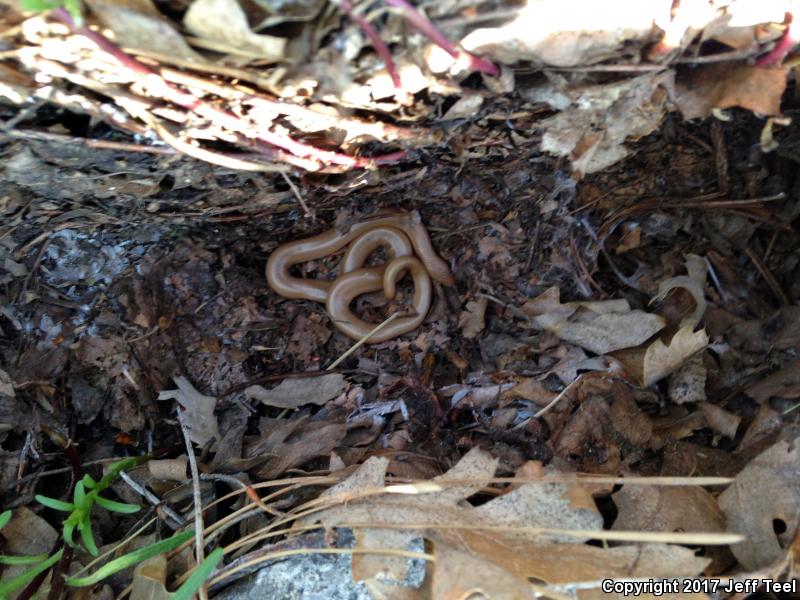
[601, 578, 797, 596]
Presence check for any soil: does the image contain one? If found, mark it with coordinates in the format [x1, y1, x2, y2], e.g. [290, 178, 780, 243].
[2, 96, 799, 593]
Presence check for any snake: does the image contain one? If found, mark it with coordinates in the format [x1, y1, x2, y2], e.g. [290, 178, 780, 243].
[266, 210, 454, 343]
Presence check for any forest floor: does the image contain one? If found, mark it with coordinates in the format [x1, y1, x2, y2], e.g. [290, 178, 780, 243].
[1, 1, 800, 598]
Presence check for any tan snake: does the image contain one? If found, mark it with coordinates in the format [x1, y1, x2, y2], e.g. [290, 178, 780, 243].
[266, 210, 453, 343]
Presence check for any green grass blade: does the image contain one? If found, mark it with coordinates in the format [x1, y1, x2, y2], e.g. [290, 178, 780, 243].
[35, 495, 74, 512]
[171, 548, 224, 600]
[0, 510, 11, 530]
[65, 530, 193, 587]
[94, 495, 141, 514]
[0, 553, 52, 566]
[0, 549, 63, 599]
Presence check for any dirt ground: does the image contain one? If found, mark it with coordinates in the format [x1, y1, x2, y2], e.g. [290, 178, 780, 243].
[2, 92, 800, 594]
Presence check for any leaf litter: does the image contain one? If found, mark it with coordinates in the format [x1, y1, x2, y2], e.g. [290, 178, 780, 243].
[1, 0, 800, 597]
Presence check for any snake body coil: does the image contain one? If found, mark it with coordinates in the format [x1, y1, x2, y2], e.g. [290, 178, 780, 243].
[266, 210, 453, 343]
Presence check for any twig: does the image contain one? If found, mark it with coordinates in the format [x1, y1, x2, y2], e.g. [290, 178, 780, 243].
[201, 474, 283, 517]
[383, 0, 499, 76]
[118, 470, 185, 528]
[0, 128, 175, 154]
[148, 117, 290, 173]
[326, 312, 400, 370]
[334, 522, 744, 545]
[743, 246, 790, 305]
[532, 376, 580, 419]
[673, 47, 759, 64]
[280, 172, 314, 219]
[177, 411, 209, 600]
[338, 0, 402, 90]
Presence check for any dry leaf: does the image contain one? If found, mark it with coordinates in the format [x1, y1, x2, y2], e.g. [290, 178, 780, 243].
[147, 457, 188, 481]
[615, 224, 642, 254]
[642, 326, 708, 387]
[287, 313, 331, 355]
[248, 416, 347, 480]
[614, 325, 708, 387]
[84, 0, 202, 61]
[460, 0, 661, 67]
[300, 449, 710, 598]
[719, 429, 800, 569]
[503, 377, 557, 406]
[0, 507, 59, 593]
[131, 554, 170, 600]
[699, 402, 740, 439]
[457, 297, 488, 339]
[527, 288, 666, 355]
[537, 308, 665, 355]
[736, 404, 784, 454]
[652, 254, 708, 329]
[674, 63, 788, 119]
[745, 358, 800, 403]
[553, 311, 666, 355]
[300, 449, 603, 580]
[158, 376, 220, 448]
[433, 531, 709, 600]
[184, 0, 286, 60]
[441, 94, 484, 121]
[245, 373, 347, 409]
[538, 72, 673, 176]
[612, 485, 726, 534]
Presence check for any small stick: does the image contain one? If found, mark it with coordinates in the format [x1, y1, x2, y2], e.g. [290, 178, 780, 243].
[338, 0, 402, 90]
[178, 411, 209, 600]
[118, 470, 185, 528]
[743, 246, 790, 305]
[150, 117, 290, 173]
[280, 172, 314, 219]
[326, 312, 400, 370]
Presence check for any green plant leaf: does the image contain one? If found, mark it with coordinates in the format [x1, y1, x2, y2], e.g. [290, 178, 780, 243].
[82, 474, 97, 489]
[63, 520, 76, 546]
[171, 548, 224, 600]
[0, 510, 11, 530]
[65, 530, 193, 587]
[19, 0, 60, 12]
[79, 521, 99, 557]
[94, 495, 141, 514]
[74, 481, 86, 506]
[36, 495, 75, 512]
[0, 549, 63, 599]
[0, 553, 52, 565]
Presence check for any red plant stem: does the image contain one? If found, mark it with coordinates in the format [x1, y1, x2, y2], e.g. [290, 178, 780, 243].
[339, 0, 402, 89]
[757, 17, 796, 66]
[50, 8, 406, 169]
[383, 0, 499, 76]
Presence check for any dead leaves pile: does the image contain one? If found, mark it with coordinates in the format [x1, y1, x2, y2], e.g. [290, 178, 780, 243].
[298, 448, 720, 599]
[0, 0, 795, 173]
[521, 254, 709, 388]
